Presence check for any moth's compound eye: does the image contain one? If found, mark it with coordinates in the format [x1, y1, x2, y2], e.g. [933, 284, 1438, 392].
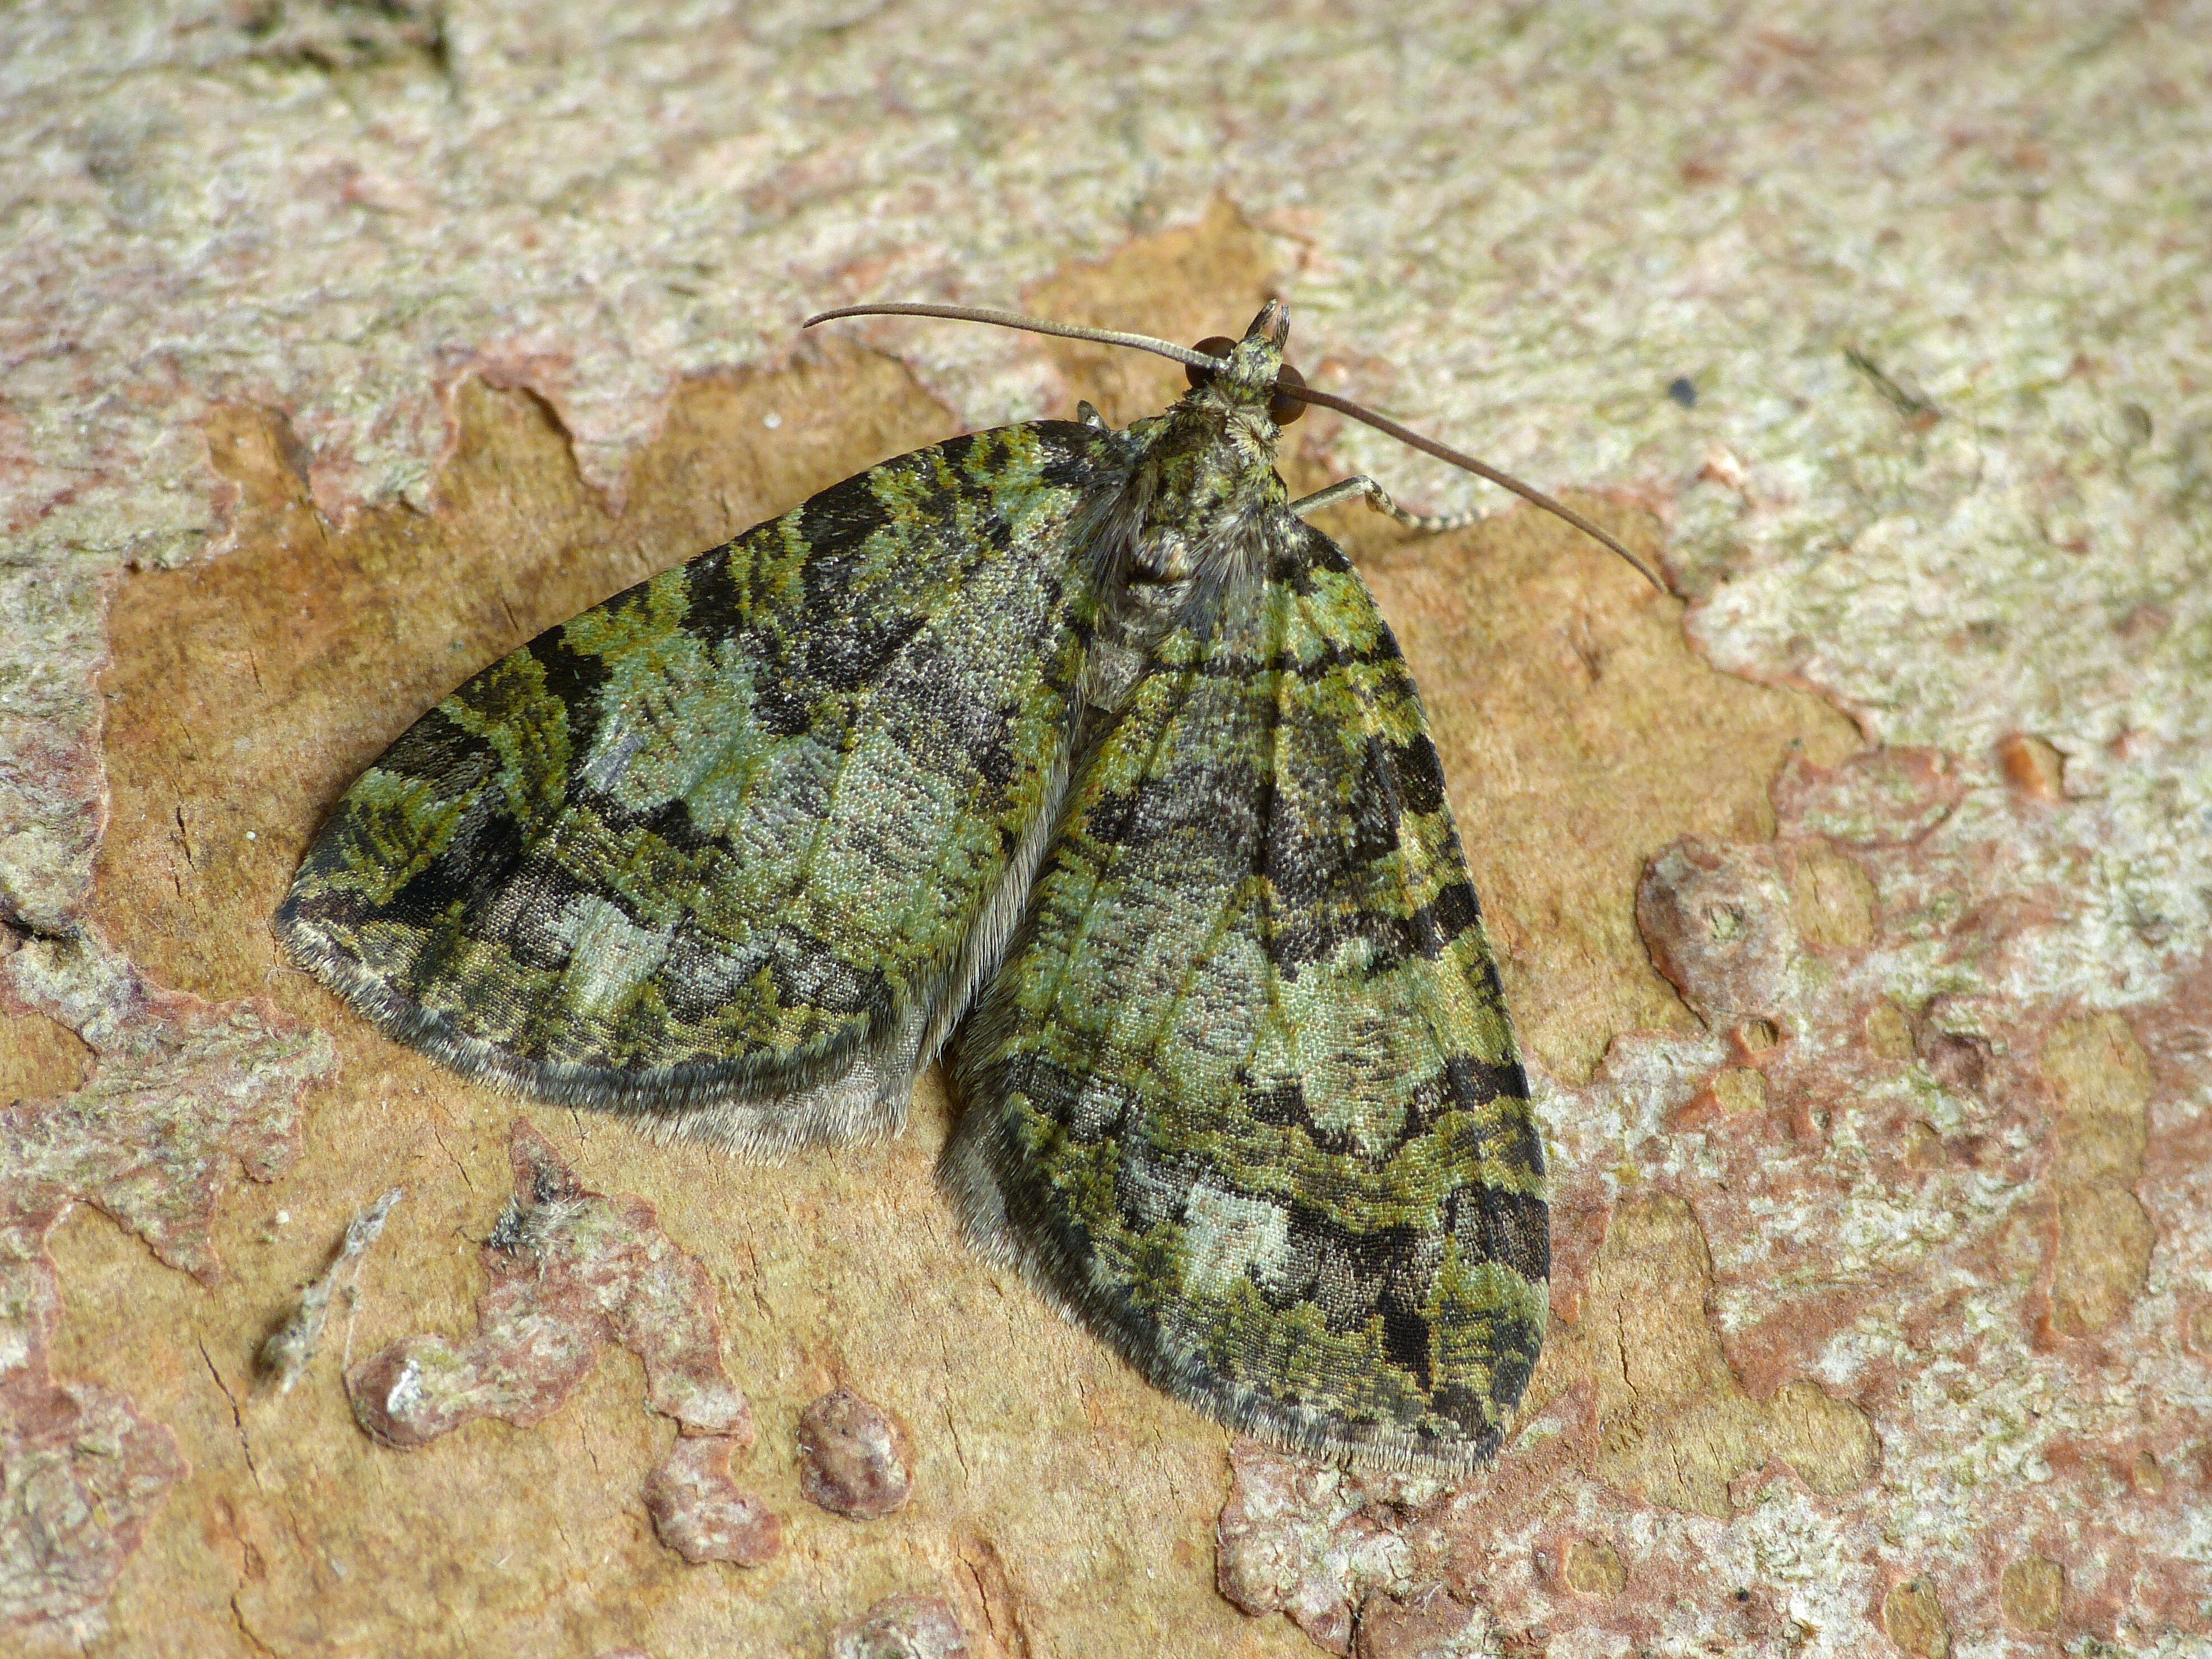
[1269, 364, 1307, 426]
[1185, 337, 1237, 388]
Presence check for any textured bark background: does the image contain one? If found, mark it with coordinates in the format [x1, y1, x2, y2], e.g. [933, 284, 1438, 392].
[3, 4, 2208, 1657]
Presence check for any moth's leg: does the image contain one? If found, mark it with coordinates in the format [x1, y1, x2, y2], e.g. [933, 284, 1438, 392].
[1288, 475, 1485, 534]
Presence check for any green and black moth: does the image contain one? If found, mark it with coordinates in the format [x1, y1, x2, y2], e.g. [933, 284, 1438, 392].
[277, 299, 1661, 1472]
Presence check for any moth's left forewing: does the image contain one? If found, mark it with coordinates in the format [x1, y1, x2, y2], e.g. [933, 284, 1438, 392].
[279, 421, 1133, 1146]
[948, 520, 1548, 1473]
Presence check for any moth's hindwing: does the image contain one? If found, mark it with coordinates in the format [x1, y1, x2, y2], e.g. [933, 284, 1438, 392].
[947, 523, 1547, 1471]
[278, 422, 1127, 1148]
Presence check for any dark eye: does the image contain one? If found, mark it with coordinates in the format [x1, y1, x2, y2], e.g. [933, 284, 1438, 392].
[1185, 337, 1237, 388]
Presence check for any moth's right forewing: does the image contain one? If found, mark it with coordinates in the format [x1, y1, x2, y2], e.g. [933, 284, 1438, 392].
[947, 523, 1545, 1473]
[278, 421, 1129, 1148]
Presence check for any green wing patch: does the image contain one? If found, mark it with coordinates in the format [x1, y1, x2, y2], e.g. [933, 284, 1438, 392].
[278, 422, 1128, 1150]
[946, 524, 1546, 1471]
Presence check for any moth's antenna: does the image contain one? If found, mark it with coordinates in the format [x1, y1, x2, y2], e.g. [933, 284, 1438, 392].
[1278, 384, 1665, 592]
[807, 302, 1666, 592]
[805, 303, 1226, 373]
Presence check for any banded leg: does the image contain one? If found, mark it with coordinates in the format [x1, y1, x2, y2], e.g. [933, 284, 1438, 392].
[1288, 476, 1487, 534]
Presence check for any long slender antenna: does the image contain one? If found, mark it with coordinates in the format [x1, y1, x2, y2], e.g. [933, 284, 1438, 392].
[807, 302, 1666, 592]
[1277, 384, 1665, 591]
[805, 304, 1224, 372]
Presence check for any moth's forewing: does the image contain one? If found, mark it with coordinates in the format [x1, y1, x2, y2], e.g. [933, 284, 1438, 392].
[947, 523, 1547, 1473]
[278, 422, 1128, 1148]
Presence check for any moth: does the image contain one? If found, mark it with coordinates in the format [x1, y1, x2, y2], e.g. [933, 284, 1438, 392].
[277, 299, 1660, 1471]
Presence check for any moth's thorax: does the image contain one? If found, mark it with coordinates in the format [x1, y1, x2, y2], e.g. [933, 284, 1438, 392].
[1071, 312, 1300, 716]
[1080, 366, 1296, 717]
[1137, 417, 1281, 567]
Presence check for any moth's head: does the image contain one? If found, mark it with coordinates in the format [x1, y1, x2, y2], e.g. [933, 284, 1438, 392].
[1180, 299, 1308, 437]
